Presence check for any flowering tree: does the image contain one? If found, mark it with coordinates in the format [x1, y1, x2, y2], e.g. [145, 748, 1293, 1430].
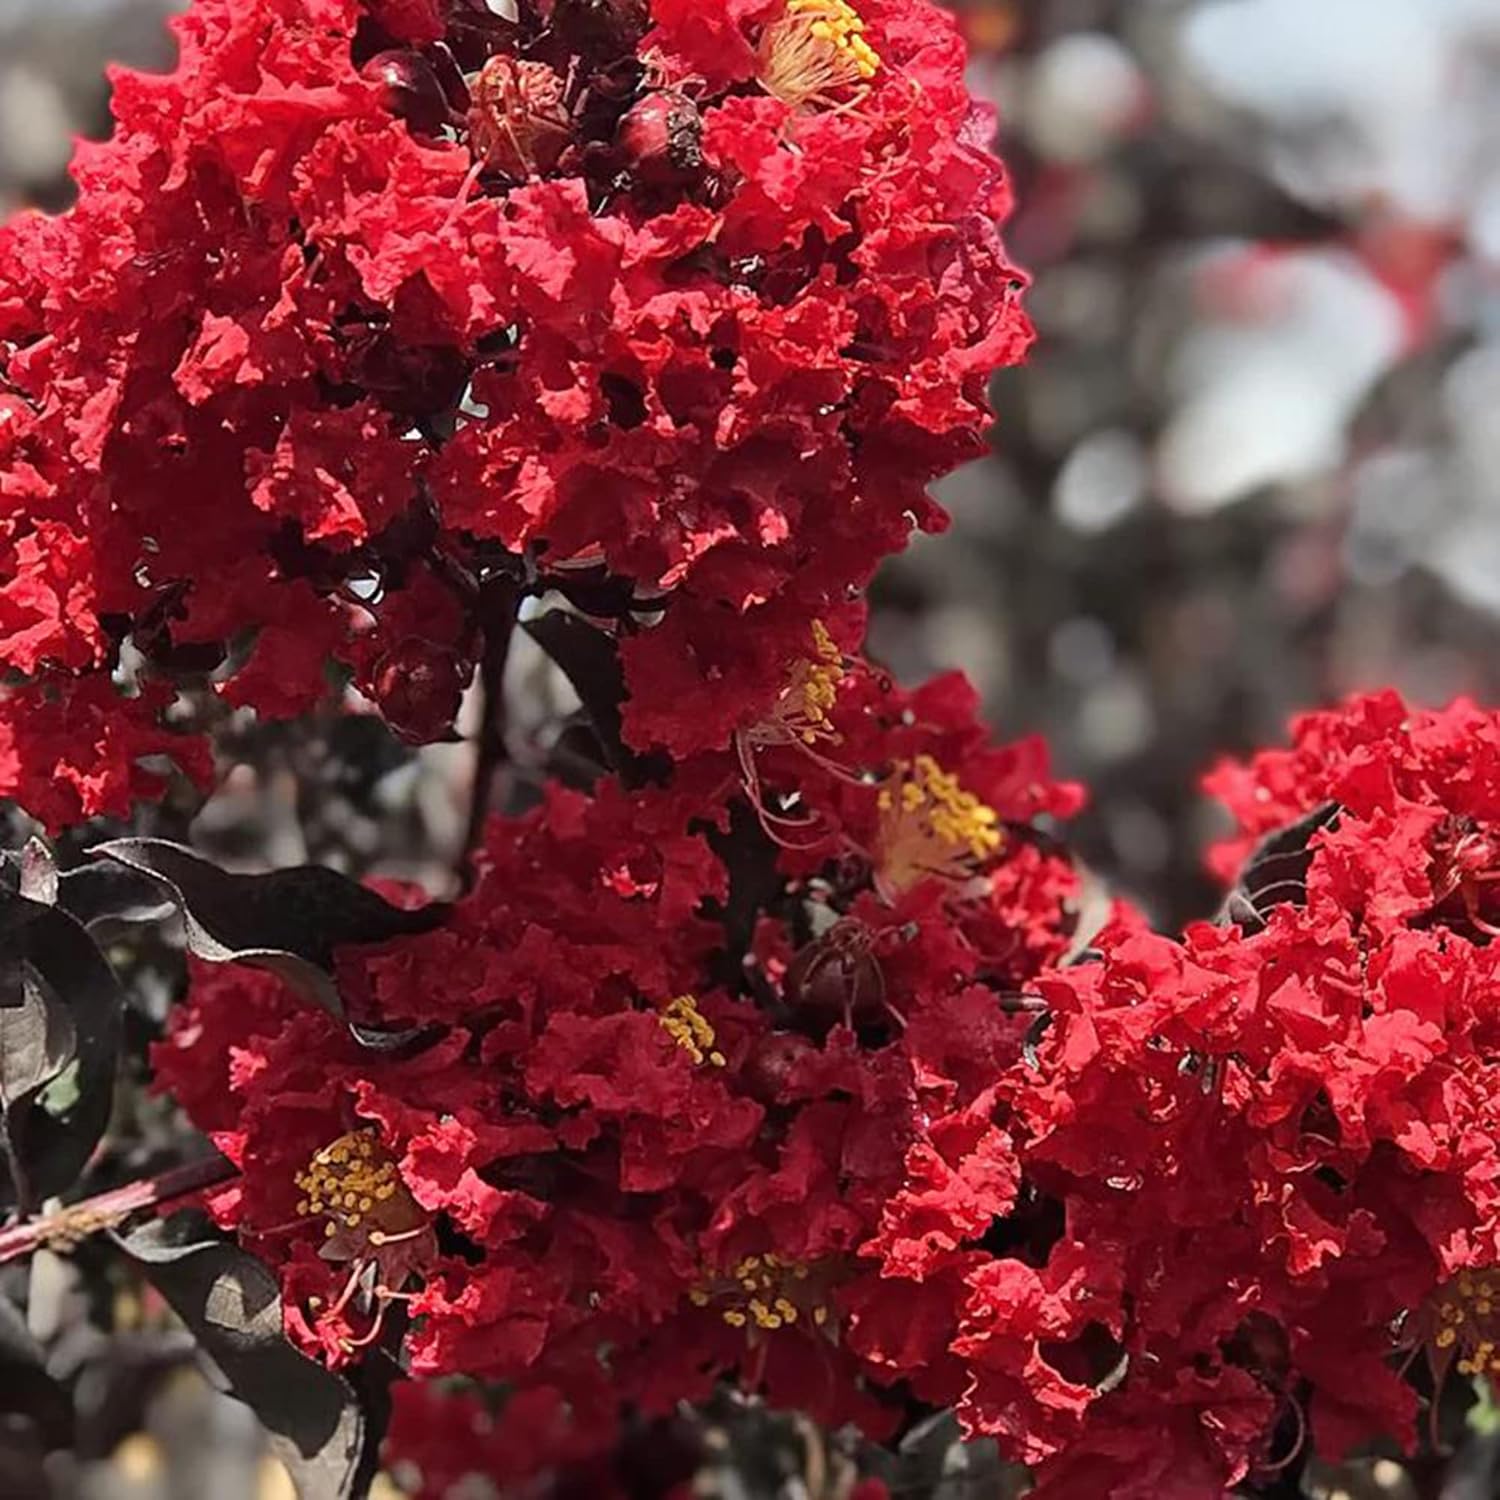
[2, 1, 1498, 1497]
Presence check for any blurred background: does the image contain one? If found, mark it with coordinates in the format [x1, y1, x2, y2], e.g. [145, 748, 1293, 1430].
[4, 2, 1500, 1496]
[5, 0, 1500, 930]
[881, 0, 1500, 931]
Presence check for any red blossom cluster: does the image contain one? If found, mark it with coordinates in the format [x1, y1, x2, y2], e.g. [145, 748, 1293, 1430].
[978, 693, 1500, 1495]
[0, 0, 1029, 827]
[158, 686, 1500, 1496]
[11, 0, 1500, 1491]
[152, 653, 1093, 1481]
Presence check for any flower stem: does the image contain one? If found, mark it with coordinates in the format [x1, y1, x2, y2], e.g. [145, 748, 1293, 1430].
[0, 1153, 238, 1265]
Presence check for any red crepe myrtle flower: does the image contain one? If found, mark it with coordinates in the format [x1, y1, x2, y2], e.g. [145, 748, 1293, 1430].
[153, 660, 1090, 1465]
[0, 0, 1028, 827]
[915, 693, 1500, 1489]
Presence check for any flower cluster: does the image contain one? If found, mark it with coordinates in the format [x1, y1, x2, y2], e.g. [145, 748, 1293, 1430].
[142, 679, 1500, 1497]
[152, 651, 1091, 1479]
[23, 0, 1500, 1488]
[0, 0, 1029, 829]
[157, 683, 1500, 1498]
[959, 693, 1500, 1495]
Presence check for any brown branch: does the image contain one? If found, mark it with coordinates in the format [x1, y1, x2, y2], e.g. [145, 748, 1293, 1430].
[0, 1152, 238, 1265]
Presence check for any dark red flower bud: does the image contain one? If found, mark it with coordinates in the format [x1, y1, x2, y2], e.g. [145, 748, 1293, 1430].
[361, 49, 453, 136]
[741, 1031, 818, 1104]
[617, 90, 703, 188]
[785, 918, 887, 1028]
[368, 636, 469, 744]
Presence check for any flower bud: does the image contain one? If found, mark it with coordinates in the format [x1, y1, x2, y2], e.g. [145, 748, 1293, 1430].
[368, 636, 468, 744]
[741, 1031, 818, 1104]
[361, 49, 452, 136]
[617, 90, 703, 188]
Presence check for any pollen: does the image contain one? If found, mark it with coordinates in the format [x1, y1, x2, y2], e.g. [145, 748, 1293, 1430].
[293, 1129, 424, 1244]
[689, 1251, 835, 1337]
[759, 0, 881, 111]
[876, 753, 1002, 896]
[658, 994, 727, 1068]
[782, 620, 845, 745]
[746, 620, 846, 751]
[1429, 1272, 1500, 1377]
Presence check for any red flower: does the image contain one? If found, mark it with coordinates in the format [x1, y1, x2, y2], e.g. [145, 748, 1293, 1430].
[154, 658, 1087, 1461]
[0, 676, 212, 832]
[0, 0, 1028, 824]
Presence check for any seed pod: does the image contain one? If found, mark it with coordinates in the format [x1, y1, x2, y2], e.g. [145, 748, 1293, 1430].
[784, 917, 886, 1029]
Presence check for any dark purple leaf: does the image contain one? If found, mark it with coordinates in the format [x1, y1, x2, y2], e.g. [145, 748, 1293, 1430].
[1218, 801, 1340, 931]
[89, 839, 448, 1035]
[523, 610, 666, 786]
[117, 1212, 367, 1500]
[0, 884, 127, 1209]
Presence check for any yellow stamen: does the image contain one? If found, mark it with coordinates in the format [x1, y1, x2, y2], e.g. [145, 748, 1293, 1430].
[1428, 1271, 1500, 1373]
[658, 995, 727, 1068]
[749, 620, 845, 749]
[759, 0, 881, 111]
[292, 1129, 426, 1252]
[876, 753, 1002, 895]
[688, 1254, 835, 1339]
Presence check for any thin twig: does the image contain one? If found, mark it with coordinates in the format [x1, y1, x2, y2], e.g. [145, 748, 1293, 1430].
[0, 1152, 238, 1265]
